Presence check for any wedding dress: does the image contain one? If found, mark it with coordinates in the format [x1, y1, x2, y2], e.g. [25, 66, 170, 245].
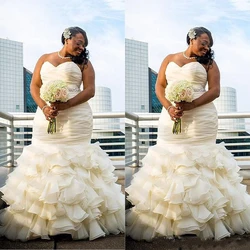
[126, 61, 250, 241]
[0, 61, 125, 241]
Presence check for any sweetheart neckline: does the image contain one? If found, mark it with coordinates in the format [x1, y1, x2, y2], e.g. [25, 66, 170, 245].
[43, 61, 82, 74]
[168, 61, 207, 74]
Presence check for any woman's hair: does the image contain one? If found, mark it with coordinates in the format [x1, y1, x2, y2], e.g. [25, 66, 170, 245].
[61, 26, 89, 65]
[186, 27, 214, 65]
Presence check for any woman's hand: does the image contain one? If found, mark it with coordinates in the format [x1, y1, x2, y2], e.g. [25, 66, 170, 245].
[175, 101, 196, 111]
[50, 101, 71, 111]
[167, 106, 183, 121]
[42, 106, 58, 121]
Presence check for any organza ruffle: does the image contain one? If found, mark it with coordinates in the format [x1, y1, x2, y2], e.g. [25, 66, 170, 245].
[126, 143, 250, 241]
[0, 142, 125, 242]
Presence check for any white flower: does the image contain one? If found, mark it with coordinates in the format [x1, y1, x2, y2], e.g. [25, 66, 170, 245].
[166, 80, 194, 103]
[166, 80, 194, 134]
[40, 80, 69, 103]
[40, 80, 69, 134]
[188, 29, 196, 40]
[63, 28, 71, 39]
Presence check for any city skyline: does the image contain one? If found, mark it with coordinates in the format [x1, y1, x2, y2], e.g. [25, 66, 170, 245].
[126, 0, 250, 112]
[1, 0, 124, 111]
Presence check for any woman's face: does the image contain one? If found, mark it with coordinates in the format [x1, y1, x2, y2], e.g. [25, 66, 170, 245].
[191, 33, 211, 57]
[66, 33, 85, 56]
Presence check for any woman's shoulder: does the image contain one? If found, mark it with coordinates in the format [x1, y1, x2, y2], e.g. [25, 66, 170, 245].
[39, 52, 57, 61]
[162, 52, 182, 62]
[33, 52, 57, 69]
[160, 52, 182, 68]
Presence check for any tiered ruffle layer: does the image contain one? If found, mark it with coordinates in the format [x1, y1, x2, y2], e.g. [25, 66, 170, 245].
[126, 143, 250, 241]
[0, 142, 125, 241]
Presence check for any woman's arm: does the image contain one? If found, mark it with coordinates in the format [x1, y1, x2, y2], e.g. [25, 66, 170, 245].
[30, 54, 47, 109]
[155, 56, 183, 120]
[193, 61, 220, 107]
[155, 56, 171, 110]
[30, 54, 57, 120]
[68, 60, 95, 107]
[177, 61, 220, 111]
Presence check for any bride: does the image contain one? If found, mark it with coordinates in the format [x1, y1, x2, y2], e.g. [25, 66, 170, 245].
[0, 26, 124, 241]
[126, 26, 250, 241]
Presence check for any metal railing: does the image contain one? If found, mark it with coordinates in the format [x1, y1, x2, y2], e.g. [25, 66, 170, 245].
[1, 111, 250, 171]
[125, 112, 250, 168]
[0, 111, 125, 169]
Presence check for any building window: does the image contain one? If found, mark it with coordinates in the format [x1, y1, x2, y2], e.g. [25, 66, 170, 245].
[141, 105, 145, 110]
[16, 105, 20, 110]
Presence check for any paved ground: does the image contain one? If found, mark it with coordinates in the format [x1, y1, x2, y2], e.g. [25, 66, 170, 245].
[126, 234, 250, 250]
[0, 234, 125, 249]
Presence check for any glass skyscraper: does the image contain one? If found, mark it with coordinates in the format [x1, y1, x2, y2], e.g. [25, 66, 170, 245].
[125, 39, 149, 113]
[214, 86, 249, 157]
[89, 86, 124, 158]
[0, 38, 24, 112]
[148, 67, 162, 113]
[23, 67, 37, 113]
[214, 87, 245, 132]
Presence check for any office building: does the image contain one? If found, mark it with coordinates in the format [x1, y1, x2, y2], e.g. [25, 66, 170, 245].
[214, 87, 245, 132]
[0, 38, 24, 113]
[89, 86, 124, 158]
[125, 39, 149, 113]
[214, 87, 249, 157]
[149, 67, 162, 113]
[23, 67, 36, 113]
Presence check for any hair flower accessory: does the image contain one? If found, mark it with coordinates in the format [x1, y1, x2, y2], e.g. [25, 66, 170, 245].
[188, 29, 196, 39]
[63, 28, 71, 39]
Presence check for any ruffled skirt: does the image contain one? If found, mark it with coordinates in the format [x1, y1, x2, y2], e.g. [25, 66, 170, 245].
[126, 105, 250, 241]
[0, 102, 125, 241]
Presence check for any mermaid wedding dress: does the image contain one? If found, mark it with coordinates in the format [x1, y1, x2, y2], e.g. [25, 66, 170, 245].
[0, 61, 125, 241]
[126, 61, 250, 241]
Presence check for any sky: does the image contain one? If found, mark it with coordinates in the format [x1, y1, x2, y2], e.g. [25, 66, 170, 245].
[126, 0, 250, 112]
[1, 0, 250, 113]
[0, 0, 124, 111]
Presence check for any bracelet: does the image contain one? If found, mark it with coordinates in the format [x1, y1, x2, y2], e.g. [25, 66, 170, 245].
[41, 105, 48, 113]
[167, 105, 173, 113]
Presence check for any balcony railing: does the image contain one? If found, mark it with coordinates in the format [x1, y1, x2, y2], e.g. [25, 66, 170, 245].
[125, 112, 250, 169]
[1, 111, 250, 172]
[0, 111, 125, 169]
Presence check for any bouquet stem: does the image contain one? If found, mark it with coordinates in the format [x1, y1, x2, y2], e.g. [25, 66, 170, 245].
[47, 118, 56, 134]
[172, 118, 181, 134]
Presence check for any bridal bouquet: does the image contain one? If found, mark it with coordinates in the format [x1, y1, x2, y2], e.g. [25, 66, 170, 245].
[166, 80, 194, 134]
[40, 80, 69, 134]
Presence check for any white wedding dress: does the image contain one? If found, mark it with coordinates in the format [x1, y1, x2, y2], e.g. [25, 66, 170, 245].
[126, 61, 250, 241]
[0, 61, 125, 241]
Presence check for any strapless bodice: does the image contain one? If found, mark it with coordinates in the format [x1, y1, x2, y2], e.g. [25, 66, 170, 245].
[40, 61, 82, 95]
[32, 61, 92, 144]
[165, 62, 207, 94]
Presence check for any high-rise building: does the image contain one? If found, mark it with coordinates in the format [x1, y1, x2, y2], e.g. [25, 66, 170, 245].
[89, 86, 124, 158]
[214, 87, 245, 132]
[89, 86, 112, 112]
[23, 67, 36, 113]
[0, 38, 24, 113]
[125, 39, 149, 113]
[89, 86, 119, 130]
[148, 67, 162, 113]
[213, 86, 249, 157]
